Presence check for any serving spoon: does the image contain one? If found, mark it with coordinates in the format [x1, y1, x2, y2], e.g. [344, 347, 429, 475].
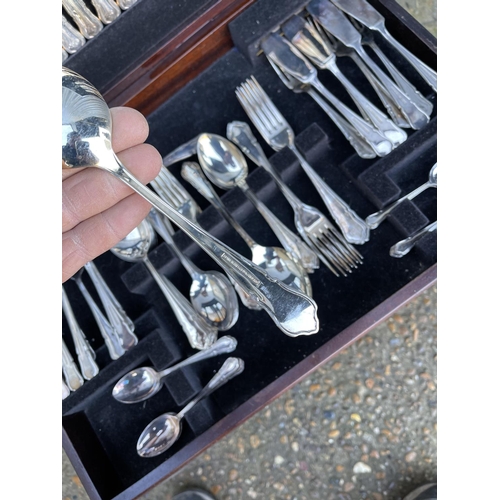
[137, 357, 244, 457]
[195, 132, 318, 273]
[110, 218, 218, 350]
[112, 335, 238, 403]
[62, 67, 319, 337]
[181, 161, 313, 298]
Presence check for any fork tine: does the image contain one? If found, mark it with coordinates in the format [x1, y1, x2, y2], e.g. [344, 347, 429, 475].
[158, 168, 187, 204]
[310, 235, 350, 277]
[151, 171, 182, 207]
[247, 76, 285, 130]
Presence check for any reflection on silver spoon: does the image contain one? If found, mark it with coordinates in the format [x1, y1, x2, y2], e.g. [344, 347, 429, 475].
[137, 357, 244, 457]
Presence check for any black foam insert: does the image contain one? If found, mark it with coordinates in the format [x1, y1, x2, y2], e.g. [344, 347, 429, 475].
[62, 0, 437, 498]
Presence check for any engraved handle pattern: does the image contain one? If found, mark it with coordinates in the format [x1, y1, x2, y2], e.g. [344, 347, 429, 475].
[62, 15, 86, 54]
[91, 0, 121, 24]
[62, 339, 84, 391]
[62, 0, 103, 39]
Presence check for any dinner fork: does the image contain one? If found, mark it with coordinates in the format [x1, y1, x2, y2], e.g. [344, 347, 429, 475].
[226, 123, 362, 278]
[151, 166, 202, 224]
[235, 75, 370, 247]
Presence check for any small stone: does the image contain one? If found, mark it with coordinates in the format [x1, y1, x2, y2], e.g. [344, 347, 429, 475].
[427, 381, 436, 391]
[280, 435, 288, 444]
[369, 450, 379, 459]
[372, 493, 383, 500]
[309, 383, 321, 392]
[247, 489, 258, 499]
[211, 485, 222, 495]
[250, 435, 261, 448]
[203, 454, 211, 461]
[405, 451, 417, 462]
[344, 482, 355, 492]
[351, 413, 362, 423]
[352, 393, 361, 404]
[228, 469, 238, 481]
[353, 462, 372, 474]
[284, 399, 295, 416]
[365, 378, 375, 389]
[336, 465, 345, 472]
[328, 387, 337, 396]
[291, 441, 299, 452]
[274, 455, 285, 466]
[273, 482, 285, 491]
[329, 430, 340, 438]
[385, 365, 391, 376]
[376, 472, 386, 479]
[333, 362, 342, 370]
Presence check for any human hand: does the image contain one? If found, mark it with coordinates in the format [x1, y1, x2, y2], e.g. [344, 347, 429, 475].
[62, 106, 162, 283]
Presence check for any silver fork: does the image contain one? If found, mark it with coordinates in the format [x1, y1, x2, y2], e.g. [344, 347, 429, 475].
[150, 166, 202, 223]
[227, 121, 361, 277]
[235, 75, 370, 247]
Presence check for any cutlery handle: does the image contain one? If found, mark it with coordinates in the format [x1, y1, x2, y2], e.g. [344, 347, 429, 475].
[106, 156, 319, 337]
[84, 261, 138, 350]
[312, 79, 392, 156]
[239, 183, 317, 272]
[162, 135, 200, 167]
[90, 0, 121, 24]
[367, 41, 433, 116]
[74, 278, 126, 360]
[181, 161, 257, 249]
[390, 221, 437, 258]
[117, 0, 138, 9]
[326, 61, 407, 148]
[379, 29, 437, 91]
[62, 0, 103, 39]
[62, 287, 99, 380]
[288, 144, 370, 245]
[161, 336, 238, 378]
[348, 52, 410, 128]
[307, 89, 377, 159]
[177, 357, 245, 419]
[62, 379, 71, 399]
[62, 15, 86, 54]
[142, 257, 218, 350]
[62, 340, 84, 391]
[365, 181, 431, 229]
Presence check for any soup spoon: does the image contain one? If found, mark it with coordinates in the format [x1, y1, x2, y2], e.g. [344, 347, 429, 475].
[195, 132, 319, 273]
[110, 218, 218, 350]
[62, 67, 319, 337]
[112, 335, 238, 403]
[137, 357, 244, 457]
[181, 161, 313, 298]
[365, 163, 437, 230]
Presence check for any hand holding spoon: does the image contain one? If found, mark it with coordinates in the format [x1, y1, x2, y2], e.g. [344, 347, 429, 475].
[62, 67, 319, 337]
[112, 335, 238, 403]
[137, 357, 244, 457]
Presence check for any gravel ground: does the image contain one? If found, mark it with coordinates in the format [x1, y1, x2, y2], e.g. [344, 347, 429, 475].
[62, 2, 437, 499]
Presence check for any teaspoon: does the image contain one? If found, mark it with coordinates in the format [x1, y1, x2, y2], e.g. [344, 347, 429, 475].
[147, 207, 239, 331]
[62, 67, 319, 338]
[181, 161, 313, 298]
[365, 163, 437, 230]
[137, 357, 244, 457]
[195, 132, 318, 273]
[112, 335, 238, 403]
[110, 218, 218, 350]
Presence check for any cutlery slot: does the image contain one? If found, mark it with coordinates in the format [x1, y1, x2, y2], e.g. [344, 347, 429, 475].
[62, 0, 437, 498]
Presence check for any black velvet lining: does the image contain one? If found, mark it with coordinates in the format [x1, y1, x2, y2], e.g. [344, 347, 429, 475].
[62, 0, 437, 497]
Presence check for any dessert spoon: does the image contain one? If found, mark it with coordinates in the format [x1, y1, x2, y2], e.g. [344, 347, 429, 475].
[137, 357, 244, 457]
[181, 161, 313, 298]
[110, 218, 218, 350]
[62, 67, 319, 337]
[196, 132, 318, 273]
[147, 207, 239, 331]
[112, 335, 238, 403]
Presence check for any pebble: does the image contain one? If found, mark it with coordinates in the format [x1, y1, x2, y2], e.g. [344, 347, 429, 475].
[274, 455, 285, 466]
[344, 482, 355, 492]
[405, 451, 417, 462]
[228, 469, 238, 481]
[353, 462, 372, 474]
[250, 435, 261, 449]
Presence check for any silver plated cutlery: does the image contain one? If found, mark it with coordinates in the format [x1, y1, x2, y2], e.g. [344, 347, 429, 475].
[390, 221, 437, 258]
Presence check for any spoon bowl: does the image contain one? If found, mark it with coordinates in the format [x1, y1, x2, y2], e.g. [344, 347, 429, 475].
[112, 335, 238, 404]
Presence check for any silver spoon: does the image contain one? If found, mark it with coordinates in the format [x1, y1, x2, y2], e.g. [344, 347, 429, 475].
[112, 335, 238, 403]
[365, 163, 437, 230]
[181, 161, 313, 298]
[196, 132, 318, 274]
[62, 67, 319, 338]
[137, 357, 244, 458]
[110, 218, 218, 350]
[147, 207, 239, 331]
[390, 221, 437, 258]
